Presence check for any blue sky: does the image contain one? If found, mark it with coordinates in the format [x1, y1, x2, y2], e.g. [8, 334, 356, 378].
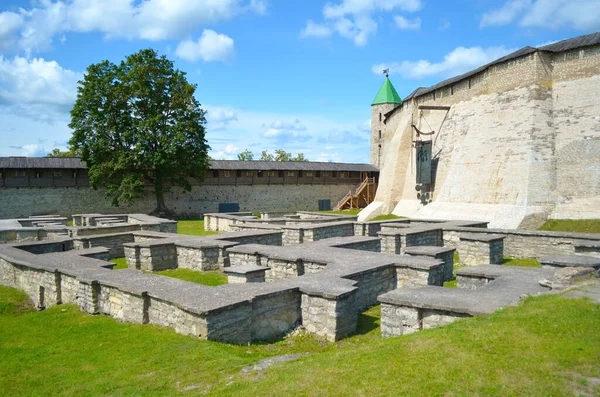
[1, 0, 599, 163]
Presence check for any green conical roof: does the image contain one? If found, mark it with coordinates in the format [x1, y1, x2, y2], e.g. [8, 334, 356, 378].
[372, 77, 402, 105]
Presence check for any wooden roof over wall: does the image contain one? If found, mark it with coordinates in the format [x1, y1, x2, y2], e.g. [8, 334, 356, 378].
[0, 157, 379, 172]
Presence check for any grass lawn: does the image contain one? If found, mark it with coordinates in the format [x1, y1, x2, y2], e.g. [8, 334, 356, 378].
[1, 285, 599, 396]
[150, 269, 228, 286]
[539, 219, 600, 234]
[177, 220, 218, 236]
[371, 214, 403, 221]
[320, 209, 362, 216]
[109, 257, 128, 269]
[109, 258, 228, 286]
[503, 257, 541, 268]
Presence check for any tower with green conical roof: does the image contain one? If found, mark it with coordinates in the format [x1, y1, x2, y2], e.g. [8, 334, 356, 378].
[371, 74, 402, 167]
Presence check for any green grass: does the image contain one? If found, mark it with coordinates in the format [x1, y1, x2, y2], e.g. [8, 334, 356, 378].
[109, 257, 228, 286]
[109, 257, 129, 270]
[370, 214, 403, 221]
[150, 269, 228, 286]
[1, 285, 599, 396]
[65, 219, 73, 227]
[539, 219, 600, 234]
[320, 209, 362, 216]
[177, 220, 218, 236]
[503, 257, 541, 268]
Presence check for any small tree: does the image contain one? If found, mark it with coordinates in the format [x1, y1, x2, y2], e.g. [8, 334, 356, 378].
[291, 152, 307, 162]
[237, 149, 254, 161]
[260, 150, 274, 161]
[46, 148, 80, 158]
[69, 49, 210, 218]
[258, 149, 308, 161]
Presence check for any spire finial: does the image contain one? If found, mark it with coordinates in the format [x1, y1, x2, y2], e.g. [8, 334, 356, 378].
[383, 68, 389, 78]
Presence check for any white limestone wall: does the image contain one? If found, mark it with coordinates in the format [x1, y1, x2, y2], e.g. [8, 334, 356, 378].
[359, 103, 415, 221]
[364, 48, 600, 227]
[404, 86, 556, 228]
[551, 74, 600, 219]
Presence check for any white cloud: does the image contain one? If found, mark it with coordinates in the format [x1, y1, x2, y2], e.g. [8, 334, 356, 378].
[204, 107, 371, 162]
[205, 106, 239, 131]
[1, 0, 263, 55]
[372, 45, 515, 79]
[176, 30, 235, 62]
[224, 143, 239, 153]
[394, 16, 421, 30]
[0, 11, 24, 50]
[8, 144, 48, 157]
[301, 0, 423, 46]
[480, 0, 531, 28]
[263, 119, 306, 132]
[0, 56, 81, 118]
[481, 0, 600, 30]
[357, 119, 371, 133]
[322, 0, 422, 18]
[300, 20, 332, 38]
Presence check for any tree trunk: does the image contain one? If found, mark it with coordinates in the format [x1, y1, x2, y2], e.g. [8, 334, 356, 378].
[150, 173, 176, 219]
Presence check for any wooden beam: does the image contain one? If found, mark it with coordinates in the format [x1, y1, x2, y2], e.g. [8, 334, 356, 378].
[418, 105, 451, 110]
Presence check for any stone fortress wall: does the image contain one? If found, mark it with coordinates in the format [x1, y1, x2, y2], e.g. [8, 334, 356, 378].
[1, 211, 599, 343]
[0, 184, 357, 219]
[364, 34, 600, 228]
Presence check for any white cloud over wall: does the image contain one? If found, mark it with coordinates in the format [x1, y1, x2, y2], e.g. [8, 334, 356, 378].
[481, 0, 600, 30]
[372, 45, 515, 79]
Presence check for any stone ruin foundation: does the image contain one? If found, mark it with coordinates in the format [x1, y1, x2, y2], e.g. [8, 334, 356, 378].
[0, 211, 599, 343]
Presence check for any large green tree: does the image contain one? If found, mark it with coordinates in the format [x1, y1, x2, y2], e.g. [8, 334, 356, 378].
[69, 49, 209, 217]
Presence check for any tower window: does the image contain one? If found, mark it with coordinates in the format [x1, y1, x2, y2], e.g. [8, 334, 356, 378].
[378, 130, 382, 140]
[379, 113, 382, 122]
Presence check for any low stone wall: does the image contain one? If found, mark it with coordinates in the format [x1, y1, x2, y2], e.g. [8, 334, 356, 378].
[301, 292, 357, 342]
[443, 227, 600, 258]
[12, 239, 73, 254]
[405, 246, 455, 282]
[345, 266, 397, 311]
[379, 227, 443, 255]
[378, 265, 554, 337]
[265, 258, 303, 281]
[457, 235, 504, 266]
[0, 228, 47, 244]
[282, 222, 355, 245]
[73, 233, 135, 259]
[124, 243, 177, 271]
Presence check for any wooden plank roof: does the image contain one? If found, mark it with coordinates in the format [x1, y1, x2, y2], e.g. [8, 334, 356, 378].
[0, 157, 379, 172]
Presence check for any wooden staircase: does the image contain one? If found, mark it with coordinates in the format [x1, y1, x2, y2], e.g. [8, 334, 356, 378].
[334, 177, 377, 210]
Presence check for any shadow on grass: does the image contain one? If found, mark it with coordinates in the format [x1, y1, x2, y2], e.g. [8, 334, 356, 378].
[353, 306, 380, 336]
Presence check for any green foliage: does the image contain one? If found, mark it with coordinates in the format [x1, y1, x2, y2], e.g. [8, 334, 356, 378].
[46, 148, 81, 158]
[260, 150, 274, 161]
[257, 149, 308, 161]
[150, 269, 228, 286]
[1, 285, 599, 396]
[539, 219, 600, 234]
[176, 220, 218, 236]
[69, 48, 210, 214]
[237, 148, 254, 161]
